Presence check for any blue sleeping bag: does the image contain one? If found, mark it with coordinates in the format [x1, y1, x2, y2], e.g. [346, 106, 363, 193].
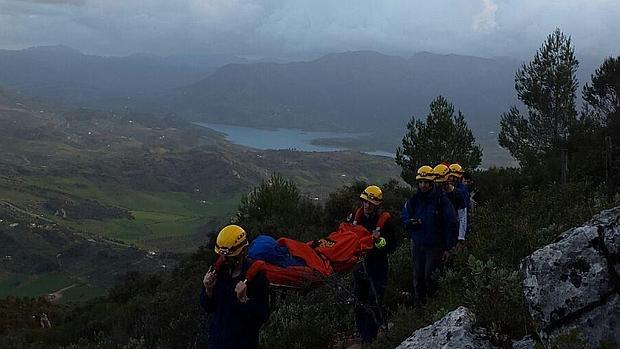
[248, 235, 306, 267]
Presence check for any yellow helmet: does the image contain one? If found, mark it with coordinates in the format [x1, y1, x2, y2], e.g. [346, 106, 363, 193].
[433, 164, 450, 183]
[416, 165, 436, 181]
[360, 185, 383, 205]
[214, 225, 249, 256]
[449, 163, 464, 178]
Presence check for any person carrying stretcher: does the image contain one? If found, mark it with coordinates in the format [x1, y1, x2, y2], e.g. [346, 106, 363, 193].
[349, 185, 399, 344]
[200, 225, 271, 349]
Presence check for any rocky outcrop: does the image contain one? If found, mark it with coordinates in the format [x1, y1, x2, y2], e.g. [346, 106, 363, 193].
[394, 306, 497, 349]
[512, 336, 535, 349]
[521, 206, 620, 348]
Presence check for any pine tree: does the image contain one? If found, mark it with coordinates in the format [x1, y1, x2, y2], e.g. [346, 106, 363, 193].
[582, 56, 620, 128]
[499, 28, 579, 168]
[396, 95, 482, 185]
[571, 56, 620, 193]
[236, 174, 301, 235]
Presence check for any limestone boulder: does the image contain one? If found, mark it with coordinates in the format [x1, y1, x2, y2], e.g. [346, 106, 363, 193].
[395, 306, 497, 349]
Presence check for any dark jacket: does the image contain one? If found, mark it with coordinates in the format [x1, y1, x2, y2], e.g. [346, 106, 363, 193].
[350, 208, 399, 275]
[445, 188, 467, 211]
[200, 260, 270, 349]
[401, 186, 457, 250]
[444, 188, 466, 248]
[457, 181, 470, 209]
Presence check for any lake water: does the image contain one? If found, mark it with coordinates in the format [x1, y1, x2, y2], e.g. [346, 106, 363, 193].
[196, 122, 395, 157]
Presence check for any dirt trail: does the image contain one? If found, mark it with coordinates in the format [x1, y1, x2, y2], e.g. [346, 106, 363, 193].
[46, 283, 79, 303]
[0, 200, 55, 223]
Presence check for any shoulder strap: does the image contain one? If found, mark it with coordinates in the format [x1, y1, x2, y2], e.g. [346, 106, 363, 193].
[354, 207, 391, 231]
[215, 256, 266, 284]
[353, 207, 364, 224]
[245, 260, 267, 283]
[214, 255, 225, 273]
[376, 212, 391, 230]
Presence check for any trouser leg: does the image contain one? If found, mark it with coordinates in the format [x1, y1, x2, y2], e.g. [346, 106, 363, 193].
[353, 265, 373, 343]
[424, 247, 442, 298]
[354, 262, 388, 343]
[364, 267, 387, 342]
[410, 241, 426, 304]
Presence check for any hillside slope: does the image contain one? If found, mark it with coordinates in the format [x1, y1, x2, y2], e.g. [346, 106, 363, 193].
[0, 88, 399, 299]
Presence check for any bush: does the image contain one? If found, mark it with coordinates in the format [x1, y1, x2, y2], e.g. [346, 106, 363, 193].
[260, 279, 355, 348]
[438, 255, 527, 338]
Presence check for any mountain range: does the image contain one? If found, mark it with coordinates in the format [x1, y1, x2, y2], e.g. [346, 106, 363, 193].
[174, 50, 521, 133]
[0, 45, 247, 107]
[0, 46, 606, 165]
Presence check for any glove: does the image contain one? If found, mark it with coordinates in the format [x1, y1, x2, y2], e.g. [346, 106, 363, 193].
[375, 237, 387, 249]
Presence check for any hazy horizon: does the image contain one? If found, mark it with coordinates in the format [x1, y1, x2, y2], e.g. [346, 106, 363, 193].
[1, 0, 618, 61]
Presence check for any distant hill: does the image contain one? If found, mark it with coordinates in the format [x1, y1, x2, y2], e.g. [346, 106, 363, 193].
[172, 51, 521, 134]
[169, 50, 603, 166]
[0, 46, 246, 107]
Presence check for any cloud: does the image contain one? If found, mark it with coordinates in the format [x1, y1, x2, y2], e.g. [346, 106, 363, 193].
[473, 0, 498, 32]
[0, 0, 618, 58]
[21, 0, 84, 5]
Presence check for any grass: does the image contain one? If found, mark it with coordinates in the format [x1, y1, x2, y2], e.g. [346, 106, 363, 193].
[0, 272, 106, 303]
[6, 175, 242, 245]
[58, 284, 107, 303]
[0, 174, 241, 300]
[0, 273, 73, 298]
[66, 193, 241, 244]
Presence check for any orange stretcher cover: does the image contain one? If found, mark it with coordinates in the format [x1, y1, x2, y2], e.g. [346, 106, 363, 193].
[244, 223, 374, 289]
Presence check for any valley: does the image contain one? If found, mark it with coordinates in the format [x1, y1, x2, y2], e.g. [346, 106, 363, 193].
[0, 89, 400, 301]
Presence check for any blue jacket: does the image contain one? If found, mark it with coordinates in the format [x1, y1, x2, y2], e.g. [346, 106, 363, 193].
[401, 186, 458, 250]
[457, 181, 470, 209]
[200, 260, 270, 349]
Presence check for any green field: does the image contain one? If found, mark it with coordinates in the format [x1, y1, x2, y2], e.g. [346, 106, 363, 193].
[56, 283, 107, 303]
[67, 192, 242, 245]
[0, 272, 105, 303]
[8, 175, 242, 246]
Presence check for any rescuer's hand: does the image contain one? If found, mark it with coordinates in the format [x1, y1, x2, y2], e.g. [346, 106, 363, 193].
[235, 280, 249, 303]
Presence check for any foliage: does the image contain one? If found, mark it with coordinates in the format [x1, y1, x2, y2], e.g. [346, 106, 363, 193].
[2, 169, 619, 348]
[547, 330, 586, 349]
[569, 56, 620, 196]
[236, 174, 310, 239]
[469, 167, 529, 204]
[583, 56, 620, 127]
[438, 255, 526, 337]
[499, 28, 579, 168]
[396, 95, 482, 185]
[260, 277, 356, 348]
[322, 180, 368, 228]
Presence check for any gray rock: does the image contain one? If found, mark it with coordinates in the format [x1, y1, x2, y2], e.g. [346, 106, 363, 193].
[512, 335, 536, 349]
[521, 205, 620, 349]
[547, 294, 620, 349]
[603, 225, 620, 277]
[587, 206, 620, 227]
[395, 306, 497, 349]
[590, 206, 620, 276]
[521, 225, 612, 327]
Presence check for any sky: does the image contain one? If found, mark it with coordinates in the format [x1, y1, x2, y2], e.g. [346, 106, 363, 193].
[0, 0, 619, 59]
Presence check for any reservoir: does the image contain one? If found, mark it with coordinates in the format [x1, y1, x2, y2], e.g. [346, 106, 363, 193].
[196, 122, 395, 157]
